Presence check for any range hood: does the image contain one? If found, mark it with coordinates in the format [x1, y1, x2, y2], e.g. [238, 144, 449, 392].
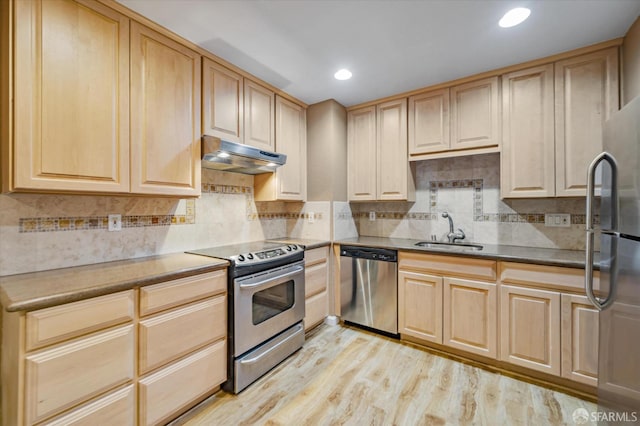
[201, 135, 286, 175]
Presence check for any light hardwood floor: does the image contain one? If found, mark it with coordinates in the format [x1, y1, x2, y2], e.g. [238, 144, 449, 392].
[182, 324, 597, 426]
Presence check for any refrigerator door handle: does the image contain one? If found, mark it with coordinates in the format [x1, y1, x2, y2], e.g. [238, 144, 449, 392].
[585, 152, 618, 311]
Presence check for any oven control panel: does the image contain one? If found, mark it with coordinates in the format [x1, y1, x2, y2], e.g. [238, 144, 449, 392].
[234, 244, 301, 266]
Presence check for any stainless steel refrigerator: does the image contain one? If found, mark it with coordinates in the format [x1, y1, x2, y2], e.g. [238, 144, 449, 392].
[585, 95, 640, 423]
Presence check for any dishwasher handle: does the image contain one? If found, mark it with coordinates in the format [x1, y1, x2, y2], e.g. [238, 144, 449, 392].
[340, 245, 397, 262]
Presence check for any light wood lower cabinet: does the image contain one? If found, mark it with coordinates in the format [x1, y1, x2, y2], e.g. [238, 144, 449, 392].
[304, 246, 329, 330]
[561, 294, 599, 386]
[398, 270, 443, 344]
[443, 277, 497, 358]
[499, 285, 561, 376]
[139, 340, 226, 426]
[2, 269, 228, 426]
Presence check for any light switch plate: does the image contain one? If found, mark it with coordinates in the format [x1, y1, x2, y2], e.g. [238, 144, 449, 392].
[544, 213, 571, 228]
[369, 211, 376, 221]
[308, 212, 315, 223]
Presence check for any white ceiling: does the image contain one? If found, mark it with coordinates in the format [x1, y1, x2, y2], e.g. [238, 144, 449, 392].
[118, 0, 640, 107]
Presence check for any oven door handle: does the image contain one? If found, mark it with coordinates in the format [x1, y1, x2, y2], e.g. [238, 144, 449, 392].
[238, 266, 304, 291]
[239, 323, 304, 365]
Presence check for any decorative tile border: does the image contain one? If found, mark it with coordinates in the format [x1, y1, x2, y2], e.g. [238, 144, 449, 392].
[201, 183, 252, 195]
[255, 212, 324, 221]
[19, 199, 196, 233]
[352, 178, 598, 225]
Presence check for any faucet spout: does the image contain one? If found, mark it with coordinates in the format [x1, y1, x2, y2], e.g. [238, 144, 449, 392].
[441, 212, 465, 243]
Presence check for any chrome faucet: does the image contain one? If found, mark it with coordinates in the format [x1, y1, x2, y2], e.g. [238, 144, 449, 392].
[442, 212, 465, 243]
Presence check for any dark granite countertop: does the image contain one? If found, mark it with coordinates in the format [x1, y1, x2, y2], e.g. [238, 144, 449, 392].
[335, 236, 597, 269]
[268, 238, 331, 250]
[0, 253, 229, 313]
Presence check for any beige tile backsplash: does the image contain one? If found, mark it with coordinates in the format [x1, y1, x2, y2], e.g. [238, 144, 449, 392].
[355, 153, 595, 251]
[0, 153, 592, 276]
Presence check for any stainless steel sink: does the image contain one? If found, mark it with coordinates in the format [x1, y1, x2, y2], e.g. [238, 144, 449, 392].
[414, 241, 484, 251]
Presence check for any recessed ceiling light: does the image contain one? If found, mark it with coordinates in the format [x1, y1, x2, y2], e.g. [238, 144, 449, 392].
[499, 7, 531, 28]
[334, 69, 352, 80]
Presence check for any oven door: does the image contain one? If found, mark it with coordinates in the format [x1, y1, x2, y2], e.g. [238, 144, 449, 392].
[233, 260, 305, 356]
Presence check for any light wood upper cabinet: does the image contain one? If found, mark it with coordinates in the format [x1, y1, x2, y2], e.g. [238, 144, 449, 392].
[443, 277, 497, 359]
[130, 22, 201, 196]
[347, 106, 377, 201]
[202, 58, 243, 143]
[408, 88, 450, 155]
[244, 79, 275, 151]
[501, 64, 555, 198]
[10, 0, 130, 193]
[561, 293, 599, 386]
[555, 47, 619, 197]
[254, 96, 307, 201]
[377, 99, 412, 200]
[348, 101, 414, 201]
[398, 270, 443, 344]
[499, 284, 561, 376]
[450, 76, 500, 151]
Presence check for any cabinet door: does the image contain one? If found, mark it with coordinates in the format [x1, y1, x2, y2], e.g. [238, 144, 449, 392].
[500, 285, 561, 375]
[398, 270, 442, 344]
[555, 48, 619, 196]
[501, 64, 555, 198]
[25, 325, 135, 425]
[202, 59, 243, 143]
[12, 0, 130, 193]
[262, 96, 307, 200]
[408, 88, 450, 155]
[347, 106, 377, 201]
[450, 76, 500, 151]
[244, 79, 275, 151]
[139, 340, 226, 426]
[560, 294, 598, 386]
[443, 278, 497, 358]
[130, 22, 201, 196]
[304, 290, 328, 330]
[377, 98, 411, 200]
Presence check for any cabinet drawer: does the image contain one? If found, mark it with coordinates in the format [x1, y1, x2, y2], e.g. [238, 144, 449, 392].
[139, 340, 226, 426]
[499, 262, 598, 292]
[41, 384, 135, 426]
[26, 290, 134, 351]
[399, 252, 497, 281]
[140, 270, 226, 316]
[305, 246, 329, 266]
[25, 324, 135, 425]
[304, 290, 328, 330]
[305, 261, 328, 298]
[139, 296, 226, 374]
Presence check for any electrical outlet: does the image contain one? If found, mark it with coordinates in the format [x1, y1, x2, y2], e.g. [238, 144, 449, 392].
[369, 211, 376, 221]
[308, 212, 315, 223]
[108, 214, 122, 231]
[544, 213, 571, 228]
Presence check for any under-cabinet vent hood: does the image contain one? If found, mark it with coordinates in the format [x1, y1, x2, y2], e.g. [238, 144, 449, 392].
[201, 135, 286, 175]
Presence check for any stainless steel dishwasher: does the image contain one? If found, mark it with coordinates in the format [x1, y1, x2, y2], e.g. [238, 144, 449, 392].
[339, 245, 398, 335]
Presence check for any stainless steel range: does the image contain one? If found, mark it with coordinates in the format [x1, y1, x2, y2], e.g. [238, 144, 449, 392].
[187, 241, 305, 393]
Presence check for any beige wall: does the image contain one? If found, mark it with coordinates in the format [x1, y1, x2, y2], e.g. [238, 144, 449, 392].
[306, 99, 347, 202]
[623, 16, 640, 105]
